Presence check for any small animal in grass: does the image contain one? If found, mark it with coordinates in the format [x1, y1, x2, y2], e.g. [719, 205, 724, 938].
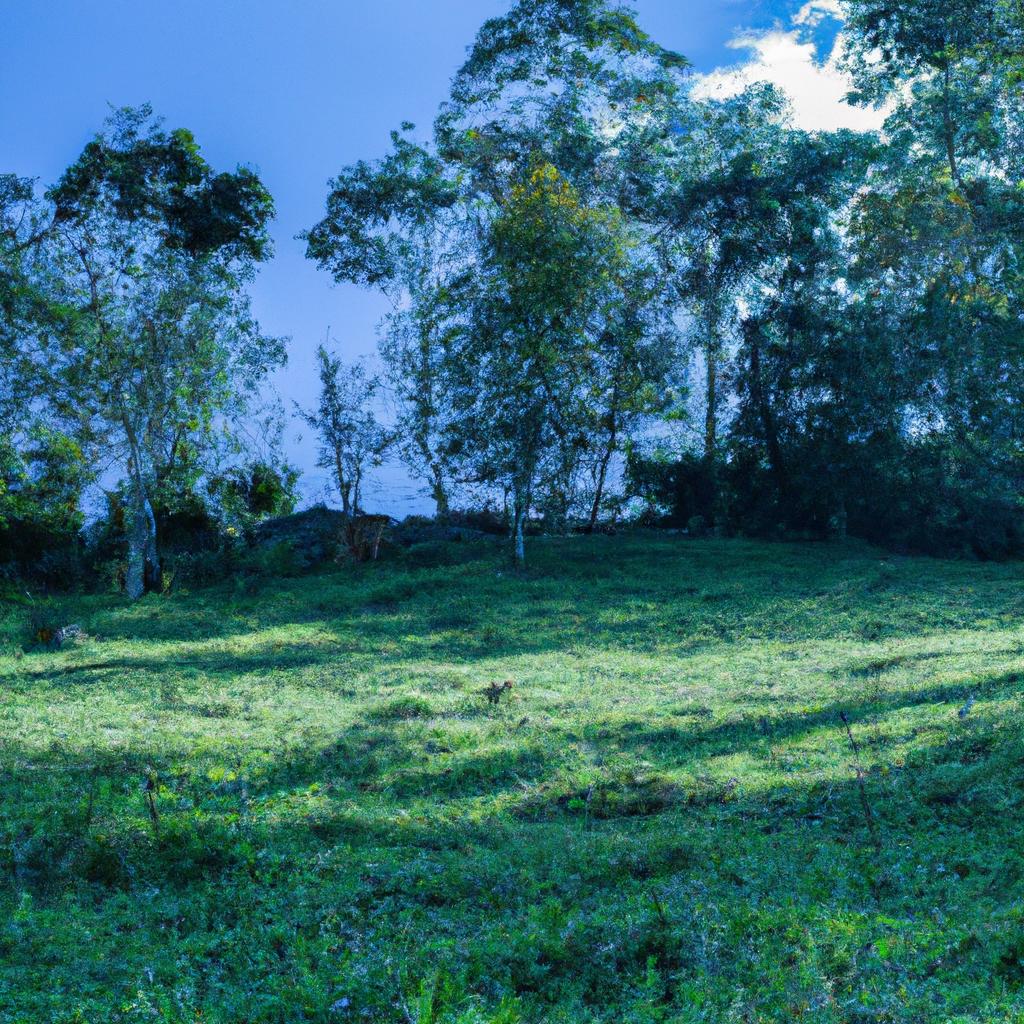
[481, 680, 515, 705]
[958, 695, 976, 720]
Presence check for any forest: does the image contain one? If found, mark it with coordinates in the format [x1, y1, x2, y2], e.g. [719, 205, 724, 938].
[2, 0, 1024, 1021]
[4, 0, 1023, 583]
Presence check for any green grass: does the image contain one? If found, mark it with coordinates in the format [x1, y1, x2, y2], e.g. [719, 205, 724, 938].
[2, 534, 1024, 1023]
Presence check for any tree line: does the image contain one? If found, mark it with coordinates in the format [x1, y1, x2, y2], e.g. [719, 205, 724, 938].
[3, 0, 1023, 594]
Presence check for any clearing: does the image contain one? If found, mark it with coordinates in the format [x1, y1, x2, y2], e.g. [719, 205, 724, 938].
[1, 535, 1023, 1023]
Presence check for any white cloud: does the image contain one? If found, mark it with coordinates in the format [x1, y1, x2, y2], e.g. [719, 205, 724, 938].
[793, 0, 844, 28]
[691, 12, 887, 134]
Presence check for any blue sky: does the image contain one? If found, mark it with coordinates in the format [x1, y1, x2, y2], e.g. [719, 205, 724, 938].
[1, 0, 852, 513]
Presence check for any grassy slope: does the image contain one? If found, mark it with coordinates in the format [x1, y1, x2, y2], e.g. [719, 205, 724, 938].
[1, 535, 1024, 1023]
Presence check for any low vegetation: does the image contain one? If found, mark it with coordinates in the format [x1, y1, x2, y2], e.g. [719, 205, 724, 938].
[2, 535, 1023, 1022]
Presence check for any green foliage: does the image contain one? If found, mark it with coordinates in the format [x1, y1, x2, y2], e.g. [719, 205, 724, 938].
[626, 449, 717, 528]
[307, 0, 687, 556]
[619, 0, 1024, 557]
[10, 105, 283, 598]
[2, 535, 1024, 1020]
[250, 538, 304, 578]
[0, 430, 88, 585]
[299, 346, 391, 517]
[211, 460, 300, 533]
[48, 108, 273, 261]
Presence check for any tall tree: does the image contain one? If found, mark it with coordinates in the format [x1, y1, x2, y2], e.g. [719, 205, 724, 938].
[443, 162, 636, 563]
[727, 129, 881, 537]
[838, 0, 1024, 553]
[307, 0, 687, 559]
[17, 106, 282, 597]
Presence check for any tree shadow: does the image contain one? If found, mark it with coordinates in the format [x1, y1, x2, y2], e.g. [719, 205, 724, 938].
[591, 667, 1024, 769]
[13, 536, 1023, 671]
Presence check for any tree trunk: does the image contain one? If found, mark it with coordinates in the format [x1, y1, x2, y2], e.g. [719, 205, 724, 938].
[704, 341, 718, 464]
[430, 463, 449, 520]
[512, 503, 526, 568]
[143, 497, 160, 593]
[941, 64, 965, 191]
[511, 478, 529, 568]
[126, 485, 158, 600]
[334, 451, 352, 517]
[126, 503, 146, 601]
[589, 427, 617, 533]
[122, 418, 161, 599]
[353, 468, 363, 516]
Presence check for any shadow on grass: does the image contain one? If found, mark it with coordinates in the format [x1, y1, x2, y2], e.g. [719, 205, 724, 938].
[592, 667, 1024, 766]
[4, 661, 1021, 893]
[13, 537, 1023, 668]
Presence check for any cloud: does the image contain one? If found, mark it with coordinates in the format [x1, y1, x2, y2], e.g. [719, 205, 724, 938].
[793, 0, 844, 28]
[691, 8, 886, 134]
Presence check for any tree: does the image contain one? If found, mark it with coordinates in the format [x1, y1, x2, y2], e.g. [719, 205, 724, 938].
[726, 130, 882, 537]
[307, 0, 687, 560]
[579, 295, 679, 532]
[0, 428, 89, 584]
[379, 275, 458, 518]
[300, 346, 391, 517]
[305, 131, 461, 517]
[211, 459, 300, 535]
[15, 106, 282, 597]
[836, 0, 1024, 554]
[622, 84, 806, 529]
[1, 175, 51, 428]
[444, 162, 638, 563]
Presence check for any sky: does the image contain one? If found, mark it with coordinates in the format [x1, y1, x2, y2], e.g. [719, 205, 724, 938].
[0, 0, 875, 515]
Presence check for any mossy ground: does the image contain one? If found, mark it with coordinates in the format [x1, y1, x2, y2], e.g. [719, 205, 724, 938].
[2, 535, 1024, 1023]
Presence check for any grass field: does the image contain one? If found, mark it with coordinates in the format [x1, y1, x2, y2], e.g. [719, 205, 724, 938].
[2, 535, 1024, 1023]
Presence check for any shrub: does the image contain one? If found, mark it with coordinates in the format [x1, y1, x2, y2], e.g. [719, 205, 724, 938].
[253, 505, 348, 568]
[253, 540, 303, 578]
[446, 508, 508, 536]
[163, 548, 237, 590]
[625, 450, 717, 528]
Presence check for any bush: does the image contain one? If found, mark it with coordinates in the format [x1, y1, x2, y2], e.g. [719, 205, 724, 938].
[0, 431, 87, 587]
[628, 435, 1024, 560]
[446, 508, 508, 536]
[625, 451, 717, 528]
[251, 540, 304, 578]
[393, 515, 496, 549]
[163, 547, 237, 590]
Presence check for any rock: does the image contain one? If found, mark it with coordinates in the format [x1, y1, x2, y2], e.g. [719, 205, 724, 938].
[252, 505, 349, 569]
[51, 624, 84, 649]
[391, 515, 489, 547]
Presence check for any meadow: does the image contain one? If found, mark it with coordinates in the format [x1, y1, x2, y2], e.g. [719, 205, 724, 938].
[1, 534, 1023, 1023]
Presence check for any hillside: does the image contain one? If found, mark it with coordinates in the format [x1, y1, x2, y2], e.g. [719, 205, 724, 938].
[2, 535, 1023, 1023]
